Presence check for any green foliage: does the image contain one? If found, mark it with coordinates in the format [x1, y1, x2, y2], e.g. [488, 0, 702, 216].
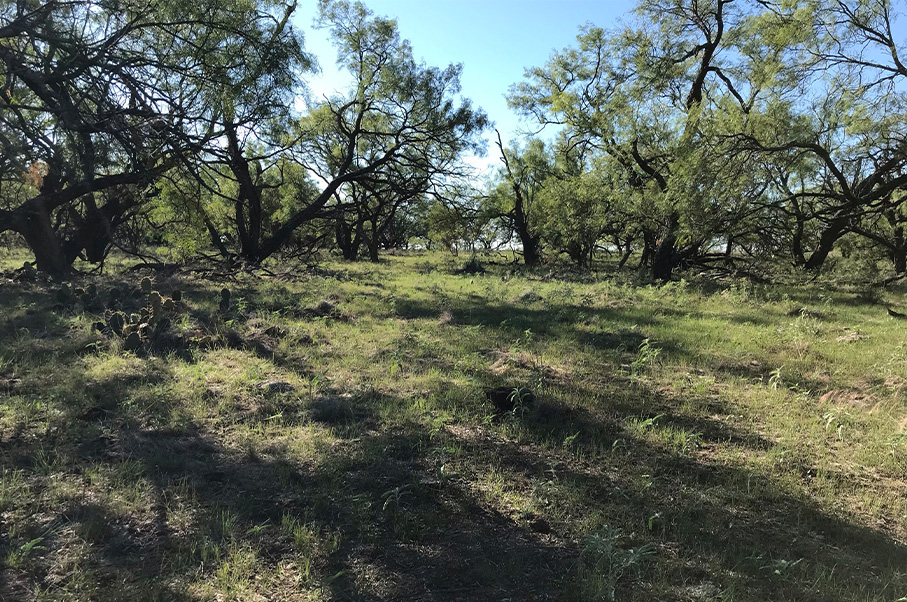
[623, 338, 661, 378]
[577, 526, 655, 601]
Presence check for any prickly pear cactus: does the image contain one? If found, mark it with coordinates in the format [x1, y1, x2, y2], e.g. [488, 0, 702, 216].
[107, 311, 126, 335]
[124, 332, 142, 351]
[149, 291, 163, 311]
[171, 289, 182, 303]
[55, 285, 72, 305]
[140, 277, 152, 295]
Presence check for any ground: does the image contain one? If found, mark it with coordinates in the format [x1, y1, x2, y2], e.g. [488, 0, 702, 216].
[0, 250, 905, 601]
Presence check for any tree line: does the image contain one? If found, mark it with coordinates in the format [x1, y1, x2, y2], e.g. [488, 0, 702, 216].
[2, 0, 906, 282]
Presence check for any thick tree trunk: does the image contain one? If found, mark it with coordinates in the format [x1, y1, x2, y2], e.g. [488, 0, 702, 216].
[514, 206, 540, 266]
[520, 231, 540, 266]
[804, 219, 848, 271]
[226, 122, 263, 262]
[69, 194, 115, 265]
[651, 213, 679, 281]
[336, 217, 363, 260]
[18, 201, 71, 275]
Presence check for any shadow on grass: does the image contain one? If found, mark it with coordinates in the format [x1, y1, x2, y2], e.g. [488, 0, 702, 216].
[1, 278, 904, 601]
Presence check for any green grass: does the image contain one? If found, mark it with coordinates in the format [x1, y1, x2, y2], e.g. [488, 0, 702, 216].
[1, 250, 906, 601]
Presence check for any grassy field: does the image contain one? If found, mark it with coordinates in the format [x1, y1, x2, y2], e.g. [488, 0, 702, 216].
[1, 249, 906, 601]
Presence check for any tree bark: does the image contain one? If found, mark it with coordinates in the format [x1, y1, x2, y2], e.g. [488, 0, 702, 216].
[617, 240, 633, 270]
[652, 213, 679, 281]
[515, 216, 540, 267]
[804, 219, 849, 271]
[226, 122, 263, 261]
[891, 225, 906, 274]
[16, 199, 71, 275]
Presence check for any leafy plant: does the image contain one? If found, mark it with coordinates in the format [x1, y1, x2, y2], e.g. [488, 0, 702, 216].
[508, 387, 535, 419]
[5, 536, 46, 568]
[768, 367, 783, 390]
[823, 408, 851, 441]
[577, 526, 655, 601]
[623, 338, 661, 378]
[381, 484, 412, 514]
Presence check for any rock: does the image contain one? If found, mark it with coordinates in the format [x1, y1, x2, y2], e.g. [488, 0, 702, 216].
[529, 517, 552, 534]
[484, 386, 535, 414]
[259, 381, 295, 394]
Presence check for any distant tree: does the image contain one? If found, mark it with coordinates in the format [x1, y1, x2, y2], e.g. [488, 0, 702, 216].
[485, 132, 551, 266]
[509, 0, 753, 279]
[245, 0, 488, 262]
[511, 0, 907, 279]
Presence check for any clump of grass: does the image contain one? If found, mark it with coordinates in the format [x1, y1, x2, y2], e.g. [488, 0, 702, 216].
[577, 526, 655, 601]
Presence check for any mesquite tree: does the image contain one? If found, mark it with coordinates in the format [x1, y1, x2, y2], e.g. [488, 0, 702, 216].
[0, 0, 304, 273]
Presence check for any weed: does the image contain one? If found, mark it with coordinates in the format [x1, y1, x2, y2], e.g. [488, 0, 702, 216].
[823, 408, 852, 441]
[381, 484, 412, 514]
[625, 414, 663, 436]
[623, 338, 661, 378]
[508, 387, 535, 419]
[6, 536, 46, 568]
[577, 526, 655, 601]
[768, 366, 783, 390]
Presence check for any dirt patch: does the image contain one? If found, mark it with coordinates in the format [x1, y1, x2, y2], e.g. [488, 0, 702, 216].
[438, 310, 456, 326]
[836, 330, 866, 343]
[818, 389, 875, 408]
[486, 350, 568, 385]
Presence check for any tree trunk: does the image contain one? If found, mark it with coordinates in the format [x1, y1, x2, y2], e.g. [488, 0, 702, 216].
[226, 122, 263, 261]
[617, 240, 633, 270]
[639, 229, 655, 269]
[71, 194, 115, 265]
[651, 213, 679, 281]
[336, 217, 362, 260]
[804, 219, 848, 271]
[514, 204, 539, 266]
[790, 199, 807, 266]
[892, 225, 906, 274]
[17, 200, 71, 275]
[367, 221, 381, 262]
[520, 232, 540, 266]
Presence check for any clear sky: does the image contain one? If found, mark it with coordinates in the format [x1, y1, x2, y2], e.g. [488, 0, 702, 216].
[292, 0, 638, 173]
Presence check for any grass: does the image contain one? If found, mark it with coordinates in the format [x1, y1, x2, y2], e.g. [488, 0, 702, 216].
[0, 248, 906, 600]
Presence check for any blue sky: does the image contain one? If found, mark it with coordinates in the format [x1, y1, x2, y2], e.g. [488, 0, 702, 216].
[293, 0, 637, 173]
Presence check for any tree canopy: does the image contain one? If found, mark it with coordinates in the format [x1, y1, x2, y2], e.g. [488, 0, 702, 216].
[2, 0, 907, 283]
